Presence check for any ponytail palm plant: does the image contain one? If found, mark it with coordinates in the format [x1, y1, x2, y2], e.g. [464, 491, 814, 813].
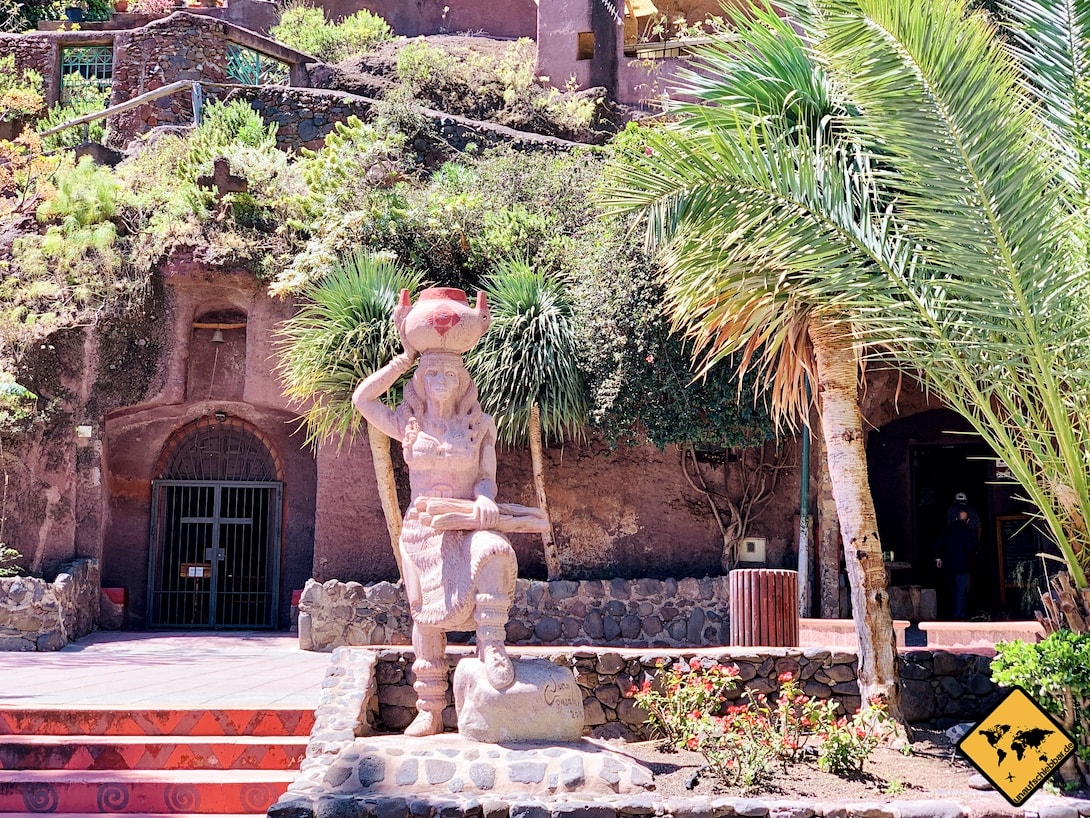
[603, 0, 1090, 720]
[276, 252, 424, 579]
[466, 258, 588, 580]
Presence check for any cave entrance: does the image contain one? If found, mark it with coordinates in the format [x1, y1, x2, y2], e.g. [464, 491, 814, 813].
[148, 418, 282, 628]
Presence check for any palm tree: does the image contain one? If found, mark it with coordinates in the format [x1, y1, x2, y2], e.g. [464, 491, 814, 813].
[602, 2, 905, 720]
[276, 252, 423, 579]
[604, 0, 1090, 714]
[465, 258, 588, 580]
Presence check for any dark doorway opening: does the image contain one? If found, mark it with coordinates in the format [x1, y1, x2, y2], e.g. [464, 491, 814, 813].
[910, 442, 997, 617]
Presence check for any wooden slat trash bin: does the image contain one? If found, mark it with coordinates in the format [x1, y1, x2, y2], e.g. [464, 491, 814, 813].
[728, 568, 799, 647]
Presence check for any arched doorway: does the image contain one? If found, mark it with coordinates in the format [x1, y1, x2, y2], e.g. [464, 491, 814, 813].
[147, 417, 284, 628]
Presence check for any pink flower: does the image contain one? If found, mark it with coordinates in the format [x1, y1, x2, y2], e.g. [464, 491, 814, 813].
[689, 657, 702, 670]
[778, 671, 795, 683]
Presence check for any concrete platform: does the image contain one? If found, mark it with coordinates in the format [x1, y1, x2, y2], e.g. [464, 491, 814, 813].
[0, 631, 331, 709]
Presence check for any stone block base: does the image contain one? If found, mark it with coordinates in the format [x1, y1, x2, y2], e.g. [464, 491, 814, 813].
[321, 734, 653, 797]
[454, 657, 583, 744]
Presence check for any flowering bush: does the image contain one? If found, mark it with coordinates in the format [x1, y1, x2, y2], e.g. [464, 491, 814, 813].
[629, 657, 741, 749]
[816, 699, 895, 775]
[628, 662, 894, 789]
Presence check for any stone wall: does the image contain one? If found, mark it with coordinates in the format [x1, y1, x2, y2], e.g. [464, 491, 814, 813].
[228, 85, 580, 155]
[0, 558, 100, 651]
[0, 32, 54, 95]
[321, 644, 1000, 742]
[297, 576, 731, 652]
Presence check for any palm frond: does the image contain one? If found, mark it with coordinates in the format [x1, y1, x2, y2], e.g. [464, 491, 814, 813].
[466, 258, 588, 446]
[1000, 0, 1090, 197]
[670, 1, 850, 139]
[275, 251, 424, 447]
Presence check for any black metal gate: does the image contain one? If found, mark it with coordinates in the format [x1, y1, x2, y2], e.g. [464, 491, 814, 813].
[149, 481, 282, 628]
[148, 420, 283, 628]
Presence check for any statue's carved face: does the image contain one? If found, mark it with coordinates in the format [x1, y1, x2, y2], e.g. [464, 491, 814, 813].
[422, 360, 464, 402]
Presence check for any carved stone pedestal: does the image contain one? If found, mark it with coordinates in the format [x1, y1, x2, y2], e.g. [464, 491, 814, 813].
[454, 657, 583, 743]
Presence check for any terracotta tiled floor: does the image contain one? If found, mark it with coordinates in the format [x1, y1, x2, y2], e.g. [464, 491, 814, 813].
[0, 631, 331, 709]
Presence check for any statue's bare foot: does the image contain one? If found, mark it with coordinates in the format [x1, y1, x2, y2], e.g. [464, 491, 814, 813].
[404, 709, 443, 737]
[480, 642, 515, 690]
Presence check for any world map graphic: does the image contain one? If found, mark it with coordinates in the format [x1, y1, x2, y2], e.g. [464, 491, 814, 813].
[978, 723, 1056, 767]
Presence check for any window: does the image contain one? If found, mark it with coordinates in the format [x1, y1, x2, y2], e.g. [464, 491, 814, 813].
[577, 31, 595, 61]
[60, 45, 113, 104]
[226, 43, 290, 86]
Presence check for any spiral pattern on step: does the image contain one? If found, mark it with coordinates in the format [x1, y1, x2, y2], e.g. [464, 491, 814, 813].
[241, 782, 277, 812]
[21, 784, 58, 813]
[96, 782, 129, 812]
[164, 782, 201, 812]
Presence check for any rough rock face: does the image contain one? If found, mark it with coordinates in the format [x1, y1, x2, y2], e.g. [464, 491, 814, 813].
[0, 558, 100, 651]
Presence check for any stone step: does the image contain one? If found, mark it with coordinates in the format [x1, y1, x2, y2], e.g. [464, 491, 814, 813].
[0, 709, 315, 737]
[0, 769, 296, 813]
[0, 735, 306, 771]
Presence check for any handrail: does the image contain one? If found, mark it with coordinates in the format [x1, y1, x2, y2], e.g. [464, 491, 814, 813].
[39, 79, 205, 137]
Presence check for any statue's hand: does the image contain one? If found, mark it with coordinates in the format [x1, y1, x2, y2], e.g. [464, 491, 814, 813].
[474, 495, 500, 529]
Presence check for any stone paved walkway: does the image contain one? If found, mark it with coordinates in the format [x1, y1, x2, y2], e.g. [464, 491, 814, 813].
[0, 630, 330, 708]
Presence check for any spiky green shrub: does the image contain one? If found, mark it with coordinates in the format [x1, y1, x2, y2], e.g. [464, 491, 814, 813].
[276, 251, 423, 444]
[4, 156, 124, 352]
[271, 3, 390, 63]
[0, 55, 44, 122]
[179, 99, 278, 182]
[36, 79, 108, 151]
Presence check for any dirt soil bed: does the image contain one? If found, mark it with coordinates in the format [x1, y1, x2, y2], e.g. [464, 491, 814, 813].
[612, 730, 990, 802]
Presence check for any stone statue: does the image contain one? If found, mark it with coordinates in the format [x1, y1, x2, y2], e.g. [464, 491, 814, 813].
[352, 287, 547, 737]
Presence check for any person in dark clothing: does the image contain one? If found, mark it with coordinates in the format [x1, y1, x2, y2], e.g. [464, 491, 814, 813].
[934, 509, 977, 619]
[946, 491, 982, 543]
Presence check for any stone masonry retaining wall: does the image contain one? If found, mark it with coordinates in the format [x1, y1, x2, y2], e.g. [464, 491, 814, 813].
[338, 645, 1001, 738]
[227, 85, 580, 155]
[0, 558, 100, 651]
[297, 576, 731, 653]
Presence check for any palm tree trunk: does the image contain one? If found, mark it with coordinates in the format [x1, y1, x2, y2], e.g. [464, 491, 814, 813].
[529, 402, 562, 580]
[367, 421, 404, 581]
[809, 321, 904, 724]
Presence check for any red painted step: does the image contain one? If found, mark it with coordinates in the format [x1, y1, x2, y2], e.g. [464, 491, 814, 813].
[0, 706, 314, 816]
[0, 735, 306, 771]
[0, 769, 296, 814]
[0, 709, 315, 738]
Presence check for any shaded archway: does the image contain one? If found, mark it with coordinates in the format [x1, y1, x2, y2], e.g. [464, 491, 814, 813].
[148, 416, 284, 628]
[866, 408, 1041, 619]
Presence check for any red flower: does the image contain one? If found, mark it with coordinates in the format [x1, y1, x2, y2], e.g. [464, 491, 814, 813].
[689, 657, 702, 670]
[778, 671, 795, 683]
